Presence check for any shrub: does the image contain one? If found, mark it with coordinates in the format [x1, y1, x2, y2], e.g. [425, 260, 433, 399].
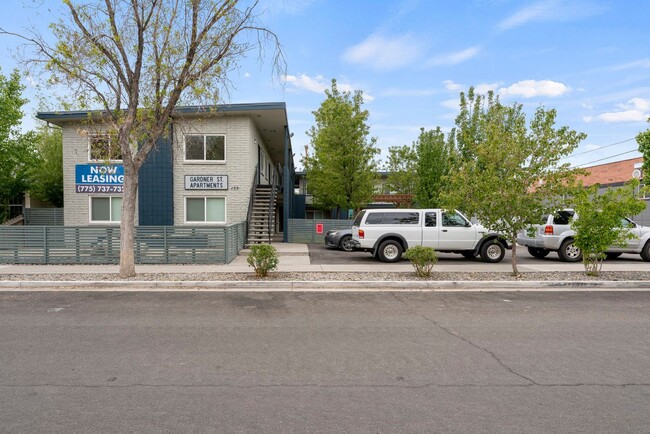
[404, 245, 438, 278]
[247, 244, 279, 278]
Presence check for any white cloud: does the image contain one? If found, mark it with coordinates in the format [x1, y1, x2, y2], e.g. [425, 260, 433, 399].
[427, 47, 480, 67]
[498, 80, 570, 98]
[443, 80, 463, 91]
[342, 33, 425, 70]
[283, 74, 374, 102]
[441, 98, 459, 110]
[596, 98, 650, 123]
[498, 0, 607, 31]
[244, 72, 251, 78]
[283, 74, 328, 93]
[582, 116, 593, 123]
[598, 110, 647, 123]
[610, 58, 650, 71]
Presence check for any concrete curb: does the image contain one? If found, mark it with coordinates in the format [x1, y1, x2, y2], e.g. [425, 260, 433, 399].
[1, 280, 650, 291]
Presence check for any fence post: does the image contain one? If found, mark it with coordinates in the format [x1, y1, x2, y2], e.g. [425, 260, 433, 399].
[43, 226, 49, 264]
[164, 226, 169, 264]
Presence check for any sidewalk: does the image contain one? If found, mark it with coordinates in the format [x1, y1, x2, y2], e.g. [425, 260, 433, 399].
[1, 243, 650, 291]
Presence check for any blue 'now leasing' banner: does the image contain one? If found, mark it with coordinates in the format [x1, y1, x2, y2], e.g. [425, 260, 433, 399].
[75, 164, 125, 185]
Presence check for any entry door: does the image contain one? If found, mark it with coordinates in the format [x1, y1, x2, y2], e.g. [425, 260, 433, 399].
[440, 211, 476, 250]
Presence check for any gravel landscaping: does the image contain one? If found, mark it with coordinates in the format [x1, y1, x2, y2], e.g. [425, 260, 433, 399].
[2, 271, 650, 281]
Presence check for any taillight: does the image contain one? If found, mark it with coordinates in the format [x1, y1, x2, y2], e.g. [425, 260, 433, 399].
[358, 229, 365, 239]
[544, 225, 554, 235]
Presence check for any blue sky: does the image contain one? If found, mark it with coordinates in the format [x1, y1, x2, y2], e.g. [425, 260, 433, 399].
[2, 0, 649, 170]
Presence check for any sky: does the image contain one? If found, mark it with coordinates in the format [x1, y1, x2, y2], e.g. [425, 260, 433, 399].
[1, 0, 649, 170]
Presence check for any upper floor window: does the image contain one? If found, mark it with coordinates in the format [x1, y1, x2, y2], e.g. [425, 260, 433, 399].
[89, 133, 122, 161]
[185, 134, 226, 162]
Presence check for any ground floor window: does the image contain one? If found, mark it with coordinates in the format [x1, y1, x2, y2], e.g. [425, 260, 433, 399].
[90, 196, 122, 222]
[185, 197, 226, 223]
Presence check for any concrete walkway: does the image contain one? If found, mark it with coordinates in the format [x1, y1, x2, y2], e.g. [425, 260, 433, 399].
[1, 243, 649, 291]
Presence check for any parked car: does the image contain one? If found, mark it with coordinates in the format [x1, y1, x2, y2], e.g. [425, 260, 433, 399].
[517, 209, 650, 262]
[324, 228, 356, 252]
[351, 208, 509, 263]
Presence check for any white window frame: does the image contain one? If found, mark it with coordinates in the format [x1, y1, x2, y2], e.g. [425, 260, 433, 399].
[88, 133, 123, 162]
[184, 196, 227, 224]
[89, 196, 122, 224]
[184, 134, 226, 163]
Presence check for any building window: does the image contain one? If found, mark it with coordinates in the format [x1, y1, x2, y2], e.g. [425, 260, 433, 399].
[185, 197, 226, 223]
[89, 133, 122, 161]
[90, 196, 122, 222]
[185, 135, 226, 162]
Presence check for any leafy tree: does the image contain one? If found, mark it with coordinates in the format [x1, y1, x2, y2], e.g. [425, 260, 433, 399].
[3, 0, 283, 277]
[571, 180, 645, 276]
[441, 88, 586, 275]
[304, 79, 379, 214]
[29, 126, 64, 207]
[384, 144, 417, 195]
[636, 120, 650, 178]
[414, 127, 456, 208]
[0, 69, 37, 222]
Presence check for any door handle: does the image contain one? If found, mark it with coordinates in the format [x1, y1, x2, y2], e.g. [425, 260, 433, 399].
[442, 229, 448, 232]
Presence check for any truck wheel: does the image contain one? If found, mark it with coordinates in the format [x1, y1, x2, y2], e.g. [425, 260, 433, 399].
[377, 240, 403, 263]
[641, 241, 650, 262]
[527, 247, 550, 258]
[480, 241, 505, 263]
[558, 239, 582, 262]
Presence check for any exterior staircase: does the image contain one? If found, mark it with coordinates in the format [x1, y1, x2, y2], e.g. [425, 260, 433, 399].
[247, 184, 276, 245]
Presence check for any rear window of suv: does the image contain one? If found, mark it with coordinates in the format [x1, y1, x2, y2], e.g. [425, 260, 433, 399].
[352, 210, 366, 226]
[365, 211, 419, 225]
[553, 210, 575, 225]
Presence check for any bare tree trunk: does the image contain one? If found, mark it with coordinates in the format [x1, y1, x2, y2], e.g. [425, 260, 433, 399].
[511, 235, 519, 276]
[119, 163, 138, 278]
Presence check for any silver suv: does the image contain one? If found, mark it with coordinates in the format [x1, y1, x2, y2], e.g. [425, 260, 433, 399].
[517, 209, 650, 262]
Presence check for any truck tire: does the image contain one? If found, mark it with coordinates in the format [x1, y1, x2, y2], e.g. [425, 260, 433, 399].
[527, 247, 550, 258]
[377, 239, 403, 263]
[558, 239, 582, 262]
[641, 241, 650, 262]
[480, 240, 505, 263]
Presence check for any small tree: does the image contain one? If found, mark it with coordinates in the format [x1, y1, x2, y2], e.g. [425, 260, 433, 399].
[441, 88, 586, 275]
[571, 181, 645, 276]
[404, 245, 438, 278]
[0, 69, 37, 221]
[304, 79, 380, 215]
[636, 119, 650, 178]
[247, 244, 279, 278]
[384, 144, 418, 196]
[414, 127, 456, 208]
[29, 125, 64, 207]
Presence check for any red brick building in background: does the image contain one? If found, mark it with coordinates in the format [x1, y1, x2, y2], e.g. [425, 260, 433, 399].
[577, 157, 649, 224]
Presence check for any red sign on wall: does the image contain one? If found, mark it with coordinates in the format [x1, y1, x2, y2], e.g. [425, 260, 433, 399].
[315, 223, 324, 234]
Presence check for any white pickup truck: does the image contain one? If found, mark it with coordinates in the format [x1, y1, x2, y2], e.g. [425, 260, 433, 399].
[351, 208, 508, 263]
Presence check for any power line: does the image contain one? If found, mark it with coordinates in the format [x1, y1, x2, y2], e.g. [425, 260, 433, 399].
[560, 137, 636, 160]
[572, 149, 640, 168]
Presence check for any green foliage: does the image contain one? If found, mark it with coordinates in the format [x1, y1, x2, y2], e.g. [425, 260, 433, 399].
[0, 69, 37, 222]
[304, 79, 380, 212]
[247, 244, 280, 278]
[384, 144, 418, 195]
[440, 87, 586, 275]
[404, 245, 438, 278]
[571, 180, 645, 276]
[29, 126, 64, 207]
[637, 124, 650, 178]
[415, 127, 457, 208]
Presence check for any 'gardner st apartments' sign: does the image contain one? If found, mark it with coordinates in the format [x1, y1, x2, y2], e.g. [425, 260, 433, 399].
[184, 175, 228, 190]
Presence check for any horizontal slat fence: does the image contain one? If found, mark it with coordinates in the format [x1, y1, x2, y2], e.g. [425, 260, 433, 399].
[24, 208, 64, 226]
[0, 222, 246, 264]
[287, 219, 353, 243]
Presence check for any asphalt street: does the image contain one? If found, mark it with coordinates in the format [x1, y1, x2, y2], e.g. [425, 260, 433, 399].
[1, 291, 648, 433]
